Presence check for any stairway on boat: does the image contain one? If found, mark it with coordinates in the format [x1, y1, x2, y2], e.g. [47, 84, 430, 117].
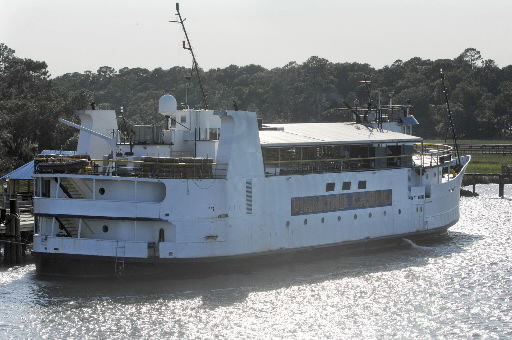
[60, 178, 89, 199]
[56, 217, 79, 237]
[56, 217, 93, 237]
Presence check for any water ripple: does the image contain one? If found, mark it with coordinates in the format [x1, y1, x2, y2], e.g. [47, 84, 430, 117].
[0, 184, 511, 338]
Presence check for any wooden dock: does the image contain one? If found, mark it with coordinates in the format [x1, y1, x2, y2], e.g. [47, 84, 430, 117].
[0, 200, 33, 265]
[463, 165, 511, 197]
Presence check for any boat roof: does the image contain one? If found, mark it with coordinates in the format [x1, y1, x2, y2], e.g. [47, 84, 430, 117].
[1, 150, 76, 180]
[259, 122, 422, 147]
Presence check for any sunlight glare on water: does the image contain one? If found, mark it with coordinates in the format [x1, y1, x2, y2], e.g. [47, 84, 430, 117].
[0, 184, 511, 338]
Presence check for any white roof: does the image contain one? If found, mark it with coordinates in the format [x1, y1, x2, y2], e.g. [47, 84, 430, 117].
[259, 122, 421, 146]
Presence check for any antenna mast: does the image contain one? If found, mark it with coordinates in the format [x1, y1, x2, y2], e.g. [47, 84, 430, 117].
[440, 69, 461, 166]
[171, 3, 208, 109]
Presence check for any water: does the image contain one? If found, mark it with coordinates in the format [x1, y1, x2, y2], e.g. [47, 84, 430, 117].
[1, 184, 511, 338]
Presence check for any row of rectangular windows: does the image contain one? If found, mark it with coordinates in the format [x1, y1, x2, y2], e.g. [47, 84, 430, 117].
[326, 181, 366, 192]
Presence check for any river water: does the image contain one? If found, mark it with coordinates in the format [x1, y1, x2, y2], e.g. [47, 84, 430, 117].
[0, 184, 511, 338]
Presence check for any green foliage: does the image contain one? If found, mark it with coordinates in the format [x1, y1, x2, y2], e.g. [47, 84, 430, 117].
[1, 43, 511, 176]
[466, 154, 512, 174]
[0, 43, 91, 175]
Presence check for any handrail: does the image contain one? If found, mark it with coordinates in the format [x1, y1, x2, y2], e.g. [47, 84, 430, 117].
[264, 154, 411, 165]
[34, 156, 228, 179]
[262, 142, 456, 176]
[34, 157, 228, 167]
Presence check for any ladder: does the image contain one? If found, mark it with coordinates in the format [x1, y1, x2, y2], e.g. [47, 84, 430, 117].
[114, 241, 126, 276]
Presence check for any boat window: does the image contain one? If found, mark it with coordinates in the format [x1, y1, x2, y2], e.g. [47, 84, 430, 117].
[342, 182, 351, 190]
[180, 114, 186, 124]
[326, 182, 335, 192]
[102, 225, 109, 233]
[358, 181, 366, 189]
[209, 128, 220, 140]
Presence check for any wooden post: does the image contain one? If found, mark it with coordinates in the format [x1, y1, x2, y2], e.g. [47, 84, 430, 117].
[14, 214, 21, 264]
[499, 174, 504, 198]
[9, 198, 17, 215]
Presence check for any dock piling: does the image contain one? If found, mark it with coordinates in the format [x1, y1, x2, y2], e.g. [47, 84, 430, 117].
[3, 199, 22, 265]
[498, 174, 504, 198]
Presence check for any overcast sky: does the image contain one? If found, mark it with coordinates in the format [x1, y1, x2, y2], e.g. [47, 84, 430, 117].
[1, 0, 511, 77]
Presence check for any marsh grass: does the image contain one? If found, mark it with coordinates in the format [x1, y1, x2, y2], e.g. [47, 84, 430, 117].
[424, 140, 512, 174]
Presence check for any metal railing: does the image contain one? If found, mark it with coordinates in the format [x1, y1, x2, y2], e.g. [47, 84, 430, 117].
[414, 143, 454, 168]
[263, 143, 455, 176]
[34, 157, 228, 179]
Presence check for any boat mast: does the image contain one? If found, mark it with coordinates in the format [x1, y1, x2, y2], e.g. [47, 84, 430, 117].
[440, 69, 461, 166]
[171, 3, 208, 109]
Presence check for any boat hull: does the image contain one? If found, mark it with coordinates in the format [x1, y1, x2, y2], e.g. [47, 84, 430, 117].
[34, 222, 454, 278]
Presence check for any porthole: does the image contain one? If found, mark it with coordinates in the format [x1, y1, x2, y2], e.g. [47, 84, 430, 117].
[304, 219, 308, 225]
[102, 225, 109, 233]
[354, 214, 357, 220]
[398, 209, 402, 215]
[321, 217, 325, 223]
[286, 220, 290, 227]
[369, 212, 372, 218]
[99, 187, 106, 195]
[337, 216, 341, 222]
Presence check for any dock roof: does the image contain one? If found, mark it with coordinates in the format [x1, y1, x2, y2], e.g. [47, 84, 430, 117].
[259, 122, 422, 147]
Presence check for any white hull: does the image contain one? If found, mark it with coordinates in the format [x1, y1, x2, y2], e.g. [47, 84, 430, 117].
[33, 156, 470, 266]
[31, 105, 470, 275]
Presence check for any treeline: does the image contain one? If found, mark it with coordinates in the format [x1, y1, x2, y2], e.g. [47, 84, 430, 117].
[54, 48, 512, 139]
[0, 43, 90, 174]
[1, 43, 511, 175]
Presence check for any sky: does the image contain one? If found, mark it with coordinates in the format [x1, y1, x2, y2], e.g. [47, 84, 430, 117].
[1, 0, 511, 77]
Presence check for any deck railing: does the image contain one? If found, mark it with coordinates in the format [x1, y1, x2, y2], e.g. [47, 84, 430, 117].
[263, 143, 455, 177]
[414, 143, 454, 168]
[34, 156, 228, 179]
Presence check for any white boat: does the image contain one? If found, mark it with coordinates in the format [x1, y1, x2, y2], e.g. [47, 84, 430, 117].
[32, 95, 470, 276]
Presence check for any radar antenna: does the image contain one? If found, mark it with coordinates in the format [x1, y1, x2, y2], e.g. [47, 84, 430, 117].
[170, 3, 208, 109]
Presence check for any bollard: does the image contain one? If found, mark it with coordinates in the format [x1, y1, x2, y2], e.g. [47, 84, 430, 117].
[472, 175, 476, 194]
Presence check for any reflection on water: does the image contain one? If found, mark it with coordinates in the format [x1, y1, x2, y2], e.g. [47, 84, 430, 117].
[0, 184, 511, 338]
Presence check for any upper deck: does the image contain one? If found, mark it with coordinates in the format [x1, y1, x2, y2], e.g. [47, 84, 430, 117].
[259, 122, 421, 147]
